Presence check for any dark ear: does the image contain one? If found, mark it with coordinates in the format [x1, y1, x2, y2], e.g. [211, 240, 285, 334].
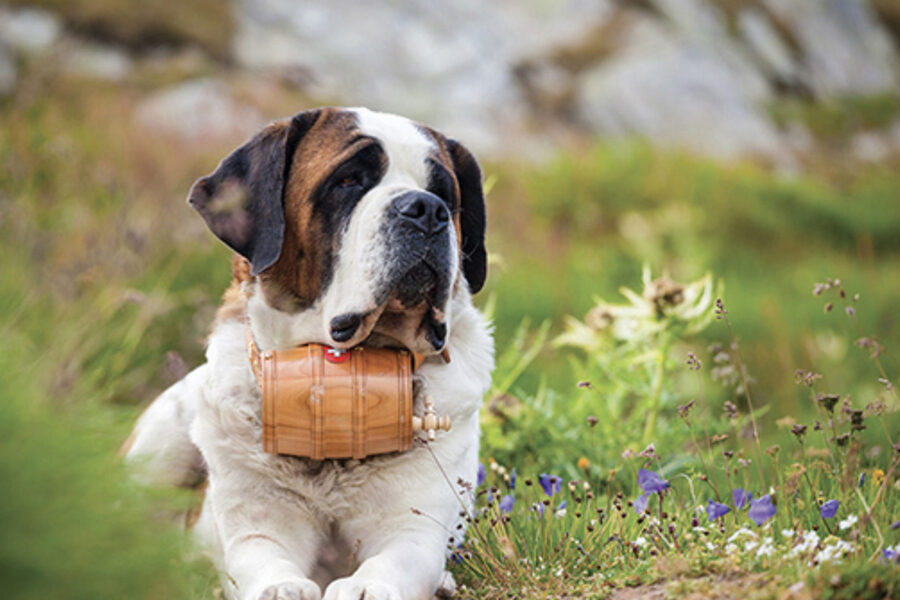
[187, 110, 321, 276]
[446, 139, 487, 294]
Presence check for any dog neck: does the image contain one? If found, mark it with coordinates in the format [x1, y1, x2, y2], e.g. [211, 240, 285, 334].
[243, 282, 451, 364]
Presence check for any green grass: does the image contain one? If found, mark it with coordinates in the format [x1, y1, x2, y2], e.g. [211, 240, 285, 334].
[770, 93, 900, 141]
[483, 141, 900, 406]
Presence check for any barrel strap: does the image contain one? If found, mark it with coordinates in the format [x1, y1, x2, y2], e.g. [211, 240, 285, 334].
[243, 317, 441, 388]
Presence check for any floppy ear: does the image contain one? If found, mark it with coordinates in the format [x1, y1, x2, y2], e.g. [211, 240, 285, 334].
[446, 139, 487, 294]
[187, 110, 321, 276]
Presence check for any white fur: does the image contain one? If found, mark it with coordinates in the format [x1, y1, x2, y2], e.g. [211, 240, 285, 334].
[126, 109, 493, 600]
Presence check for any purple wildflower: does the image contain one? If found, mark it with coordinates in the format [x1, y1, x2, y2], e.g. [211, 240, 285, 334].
[451, 543, 465, 564]
[634, 493, 649, 515]
[748, 494, 776, 526]
[539, 473, 562, 497]
[859, 472, 866, 487]
[882, 548, 897, 562]
[820, 499, 839, 519]
[637, 469, 669, 494]
[499, 494, 515, 514]
[477, 463, 486, 487]
[707, 499, 731, 521]
[732, 488, 752, 510]
[533, 502, 545, 517]
[510, 469, 517, 490]
[890, 520, 900, 530]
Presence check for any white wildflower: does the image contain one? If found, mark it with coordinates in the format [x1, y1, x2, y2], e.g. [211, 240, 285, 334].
[781, 529, 795, 538]
[728, 528, 757, 543]
[814, 540, 854, 564]
[789, 531, 820, 558]
[756, 537, 776, 558]
[706, 542, 717, 551]
[554, 268, 718, 349]
[725, 543, 739, 555]
[744, 539, 759, 553]
[839, 514, 858, 530]
[634, 536, 648, 548]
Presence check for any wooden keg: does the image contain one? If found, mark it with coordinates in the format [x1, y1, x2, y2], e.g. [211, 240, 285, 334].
[260, 344, 434, 460]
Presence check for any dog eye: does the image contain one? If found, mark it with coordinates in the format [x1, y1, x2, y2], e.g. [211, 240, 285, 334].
[337, 175, 362, 189]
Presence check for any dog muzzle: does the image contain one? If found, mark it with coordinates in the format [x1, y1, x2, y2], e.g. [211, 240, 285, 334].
[245, 321, 451, 460]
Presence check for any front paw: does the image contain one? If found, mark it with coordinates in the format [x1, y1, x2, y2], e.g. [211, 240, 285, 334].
[257, 579, 322, 600]
[323, 577, 401, 600]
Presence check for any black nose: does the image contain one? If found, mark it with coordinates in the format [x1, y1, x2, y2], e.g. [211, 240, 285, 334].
[392, 191, 450, 235]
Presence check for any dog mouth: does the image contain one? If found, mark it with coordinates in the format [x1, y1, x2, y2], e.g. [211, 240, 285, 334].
[328, 260, 450, 354]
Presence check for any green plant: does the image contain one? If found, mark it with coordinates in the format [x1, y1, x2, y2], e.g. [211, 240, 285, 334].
[455, 275, 900, 598]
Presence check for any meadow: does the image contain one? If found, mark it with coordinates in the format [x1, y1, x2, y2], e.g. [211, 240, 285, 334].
[1, 60, 899, 598]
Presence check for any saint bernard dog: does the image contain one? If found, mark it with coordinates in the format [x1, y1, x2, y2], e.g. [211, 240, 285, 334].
[123, 107, 494, 600]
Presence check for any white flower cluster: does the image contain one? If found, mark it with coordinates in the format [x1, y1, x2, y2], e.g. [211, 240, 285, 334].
[788, 531, 820, 558]
[838, 514, 858, 531]
[728, 528, 756, 543]
[554, 268, 719, 350]
[756, 537, 776, 558]
[722, 528, 775, 558]
[707, 526, 857, 565]
[814, 540, 854, 564]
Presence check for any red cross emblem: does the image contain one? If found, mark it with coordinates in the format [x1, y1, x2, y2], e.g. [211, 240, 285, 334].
[323, 346, 350, 364]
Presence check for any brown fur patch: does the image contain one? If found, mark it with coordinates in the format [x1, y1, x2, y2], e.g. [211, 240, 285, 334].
[184, 479, 209, 529]
[258, 109, 365, 312]
[212, 254, 253, 328]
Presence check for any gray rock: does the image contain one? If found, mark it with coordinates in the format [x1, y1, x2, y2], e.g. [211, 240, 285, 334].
[229, 0, 898, 162]
[0, 44, 15, 96]
[232, 0, 613, 155]
[888, 120, 900, 152]
[63, 41, 133, 81]
[851, 131, 891, 162]
[575, 14, 787, 162]
[0, 7, 61, 54]
[135, 78, 264, 143]
[737, 7, 802, 87]
[763, 0, 899, 97]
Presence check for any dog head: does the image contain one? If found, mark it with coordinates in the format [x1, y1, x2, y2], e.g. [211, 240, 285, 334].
[188, 107, 487, 355]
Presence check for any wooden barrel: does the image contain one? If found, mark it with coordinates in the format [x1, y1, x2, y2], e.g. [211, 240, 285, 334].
[261, 344, 415, 460]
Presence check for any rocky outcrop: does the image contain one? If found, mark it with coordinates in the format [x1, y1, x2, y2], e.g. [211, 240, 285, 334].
[1, 0, 896, 163]
[228, 0, 899, 162]
[231, 0, 614, 155]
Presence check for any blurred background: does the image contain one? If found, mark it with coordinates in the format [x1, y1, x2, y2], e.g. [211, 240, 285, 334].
[1, 0, 898, 597]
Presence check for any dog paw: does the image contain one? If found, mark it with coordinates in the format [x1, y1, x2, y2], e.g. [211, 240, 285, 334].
[257, 579, 322, 600]
[323, 577, 402, 600]
[433, 571, 456, 598]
